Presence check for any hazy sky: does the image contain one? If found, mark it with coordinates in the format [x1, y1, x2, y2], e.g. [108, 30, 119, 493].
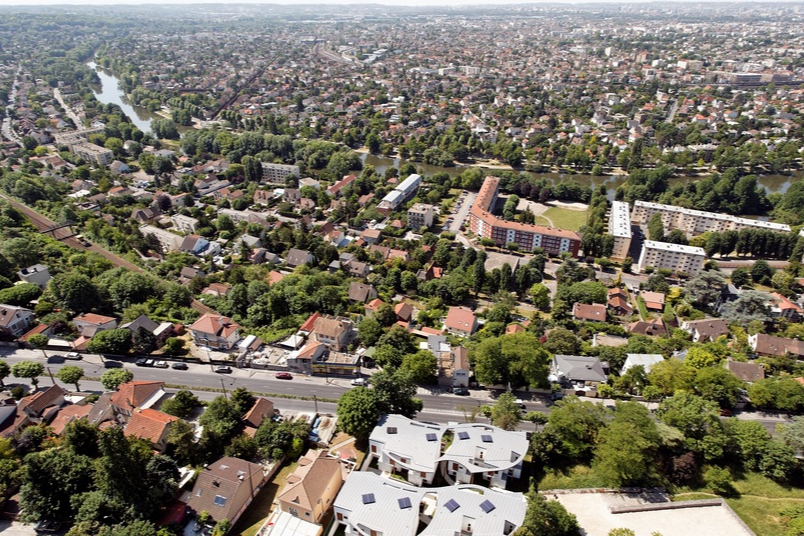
[0, 0, 721, 5]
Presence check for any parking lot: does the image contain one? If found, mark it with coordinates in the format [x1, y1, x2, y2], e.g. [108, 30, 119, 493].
[448, 190, 476, 232]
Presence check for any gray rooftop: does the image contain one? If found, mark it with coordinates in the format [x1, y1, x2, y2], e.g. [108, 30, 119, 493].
[440, 423, 528, 475]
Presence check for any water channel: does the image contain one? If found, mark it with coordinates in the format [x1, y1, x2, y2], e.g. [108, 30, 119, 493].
[85, 62, 802, 197]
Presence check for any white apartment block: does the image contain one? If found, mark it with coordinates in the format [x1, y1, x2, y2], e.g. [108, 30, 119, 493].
[609, 201, 632, 260]
[140, 225, 183, 253]
[407, 203, 434, 229]
[261, 162, 300, 184]
[73, 142, 114, 167]
[170, 214, 200, 234]
[631, 200, 790, 237]
[638, 240, 706, 276]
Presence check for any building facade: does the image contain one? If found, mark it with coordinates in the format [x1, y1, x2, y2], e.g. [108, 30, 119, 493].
[407, 203, 434, 229]
[261, 162, 300, 184]
[631, 200, 791, 237]
[609, 201, 632, 260]
[637, 240, 706, 276]
[469, 177, 581, 256]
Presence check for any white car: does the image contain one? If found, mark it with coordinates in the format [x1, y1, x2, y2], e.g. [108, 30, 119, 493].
[351, 377, 368, 386]
[154, 361, 169, 368]
[65, 352, 82, 360]
[515, 399, 527, 409]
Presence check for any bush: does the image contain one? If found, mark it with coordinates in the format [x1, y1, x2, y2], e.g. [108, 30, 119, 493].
[705, 466, 736, 497]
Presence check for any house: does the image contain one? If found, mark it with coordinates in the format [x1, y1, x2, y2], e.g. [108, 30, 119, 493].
[572, 303, 606, 322]
[49, 404, 92, 435]
[726, 360, 765, 383]
[621, 354, 665, 375]
[243, 398, 275, 431]
[88, 381, 167, 425]
[442, 423, 529, 489]
[124, 408, 179, 453]
[749, 333, 804, 358]
[180, 235, 215, 256]
[369, 414, 445, 486]
[72, 312, 117, 338]
[343, 259, 370, 278]
[285, 248, 315, 268]
[18, 385, 66, 424]
[360, 229, 382, 245]
[0, 304, 35, 338]
[277, 449, 344, 524]
[628, 318, 669, 338]
[130, 207, 160, 224]
[326, 174, 356, 197]
[348, 282, 378, 304]
[607, 288, 633, 316]
[312, 316, 356, 352]
[189, 314, 241, 350]
[640, 291, 666, 311]
[17, 264, 52, 289]
[364, 298, 384, 317]
[681, 318, 730, 342]
[394, 302, 413, 323]
[551, 355, 607, 386]
[770, 292, 803, 321]
[451, 346, 470, 388]
[203, 283, 232, 298]
[120, 314, 174, 346]
[445, 307, 478, 337]
[182, 457, 269, 525]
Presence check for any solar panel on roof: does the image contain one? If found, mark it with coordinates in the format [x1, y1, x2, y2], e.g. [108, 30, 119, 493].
[458, 431, 470, 440]
[398, 497, 412, 509]
[481, 434, 493, 443]
[480, 499, 496, 513]
[387, 427, 397, 434]
[362, 493, 375, 505]
[444, 499, 460, 512]
[426, 433, 438, 441]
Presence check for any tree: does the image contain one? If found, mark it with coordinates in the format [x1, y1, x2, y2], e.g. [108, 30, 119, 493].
[160, 390, 200, 419]
[608, 530, 636, 536]
[57, 365, 85, 391]
[778, 416, 804, 453]
[705, 466, 735, 496]
[648, 213, 665, 241]
[684, 346, 724, 369]
[48, 273, 99, 312]
[656, 393, 727, 460]
[100, 368, 133, 391]
[401, 350, 437, 384]
[20, 448, 96, 522]
[759, 440, 797, 481]
[693, 367, 743, 408]
[540, 397, 609, 464]
[63, 420, 101, 458]
[212, 519, 232, 536]
[719, 290, 772, 323]
[529, 283, 550, 310]
[11, 361, 44, 388]
[371, 369, 422, 418]
[593, 402, 659, 487]
[751, 259, 774, 286]
[86, 329, 133, 355]
[357, 316, 383, 347]
[337, 388, 379, 440]
[0, 361, 9, 388]
[28, 334, 49, 354]
[685, 270, 726, 307]
[163, 337, 185, 356]
[730, 267, 751, 288]
[514, 486, 581, 536]
[491, 392, 521, 431]
[725, 419, 770, 471]
[543, 329, 582, 356]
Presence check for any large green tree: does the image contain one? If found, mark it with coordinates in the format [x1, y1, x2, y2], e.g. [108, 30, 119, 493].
[11, 361, 44, 388]
[100, 369, 134, 391]
[337, 387, 379, 440]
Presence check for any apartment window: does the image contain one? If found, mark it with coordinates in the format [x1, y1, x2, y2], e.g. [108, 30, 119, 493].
[289, 508, 299, 517]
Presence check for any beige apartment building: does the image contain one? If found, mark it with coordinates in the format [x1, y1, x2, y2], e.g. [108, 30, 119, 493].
[261, 162, 300, 183]
[73, 142, 114, 167]
[609, 201, 632, 260]
[631, 200, 790, 237]
[407, 203, 434, 229]
[637, 240, 706, 276]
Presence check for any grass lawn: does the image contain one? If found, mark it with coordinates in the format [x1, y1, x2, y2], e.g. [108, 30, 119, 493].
[542, 207, 588, 231]
[533, 215, 551, 227]
[538, 465, 608, 490]
[231, 460, 299, 536]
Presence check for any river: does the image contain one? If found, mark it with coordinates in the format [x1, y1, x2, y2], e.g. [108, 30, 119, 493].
[86, 61, 161, 134]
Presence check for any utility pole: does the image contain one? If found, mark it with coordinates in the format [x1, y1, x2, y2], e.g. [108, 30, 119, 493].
[313, 394, 319, 413]
[46, 367, 56, 386]
[221, 378, 228, 399]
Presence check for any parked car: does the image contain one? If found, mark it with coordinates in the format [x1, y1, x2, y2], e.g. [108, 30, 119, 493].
[351, 377, 368, 386]
[515, 399, 527, 409]
[145, 359, 156, 367]
[65, 352, 82, 360]
[453, 387, 470, 396]
[214, 365, 232, 374]
[47, 355, 65, 364]
[153, 361, 168, 369]
[104, 361, 123, 368]
[34, 520, 62, 533]
[135, 358, 149, 367]
[171, 362, 189, 370]
[549, 392, 565, 402]
[275, 372, 293, 380]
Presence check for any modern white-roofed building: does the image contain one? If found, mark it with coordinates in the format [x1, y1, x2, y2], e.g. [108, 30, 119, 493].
[637, 240, 706, 276]
[139, 225, 183, 253]
[440, 423, 528, 489]
[369, 415, 445, 485]
[631, 200, 790, 237]
[609, 201, 632, 261]
[377, 174, 422, 214]
[333, 472, 526, 536]
[621, 354, 665, 375]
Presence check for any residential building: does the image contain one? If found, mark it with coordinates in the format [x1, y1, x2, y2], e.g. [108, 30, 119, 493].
[347, 282, 377, 304]
[261, 162, 300, 184]
[73, 142, 114, 166]
[637, 240, 706, 276]
[369, 414, 445, 486]
[170, 214, 200, 234]
[312, 316, 356, 352]
[88, 381, 167, 425]
[72, 313, 117, 338]
[621, 354, 665, 374]
[609, 201, 632, 260]
[749, 333, 804, 358]
[123, 408, 179, 453]
[277, 449, 344, 524]
[451, 346, 470, 388]
[681, 318, 730, 342]
[189, 314, 241, 350]
[445, 306, 478, 337]
[140, 225, 183, 253]
[726, 360, 765, 383]
[631, 200, 791, 237]
[17, 264, 51, 289]
[183, 457, 269, 525]
[469, 177, 581, 256]
[572, 303, 606, 322]
[407, 203, 434, 229]
[0, 304, 35, 338]
[377, 174, 422, 213]
[607, 288, 633, 316]
[334, 472, 526, 536]
[442, 423, 529, 489]
[285, 248, 315, 267]
[769, 292, 803, 321]
[551, 355, 607, 386]
[327, 174, 357, 197]
[628, 318, 670, 337]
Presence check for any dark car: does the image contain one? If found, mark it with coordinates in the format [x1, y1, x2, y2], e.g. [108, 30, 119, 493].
[135, 358, 150, 367]
[47, 355, 65, 364]
[453, 387, 470, 396]
[275, 372, 293, 380]
[214, 365, 233, 374]
[34, 520, 62, 533]
[104, 360, 123, 368]
[549, 392, 565, 402]
[171, 362, 189, 370]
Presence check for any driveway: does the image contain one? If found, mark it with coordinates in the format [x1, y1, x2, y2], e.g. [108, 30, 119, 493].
[0, 521, 38, 536]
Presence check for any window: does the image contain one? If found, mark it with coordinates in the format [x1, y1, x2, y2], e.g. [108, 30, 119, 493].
[213, 495, 227, 507]
[289, 508, 299, 517]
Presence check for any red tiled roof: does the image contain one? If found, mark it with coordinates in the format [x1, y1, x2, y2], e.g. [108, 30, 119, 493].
[124, 408, 178, 445]
[110, 381, 164, 411]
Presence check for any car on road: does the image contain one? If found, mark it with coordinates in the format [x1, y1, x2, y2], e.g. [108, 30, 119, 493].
[275, 372, 293, 380]
[65, 352, 82, 360]
[153, 360, 169, 368]
[171, 362, 189, 370]
[351, 377, 368, 386]
[453, 387, 470, 396]
[214, 365, 232, 374]
[515, 399, 527, 409]
[135, 358, 149, 367]
[549, 392, 565, 403]
[145, 359, 156, 367]
[47, 355, 65, 364]
[104, 361, 123, 368]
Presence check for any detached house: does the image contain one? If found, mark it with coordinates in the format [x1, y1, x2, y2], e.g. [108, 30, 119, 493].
[572, 303, 606, 322]
[277, 449, 344, 525]
[0, 304, 35, 338]
[124, 408, 179, 453]
[445, 307, 478, 337]
[607, 288, 633, 316]
[551, 355, 607, 386]
[189, 314, 241, 350]
[681, 318, 730, 343]
[312, 316, 356, 352]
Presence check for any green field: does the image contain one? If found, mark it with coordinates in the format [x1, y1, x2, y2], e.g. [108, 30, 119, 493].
[541, 207, 588, 231]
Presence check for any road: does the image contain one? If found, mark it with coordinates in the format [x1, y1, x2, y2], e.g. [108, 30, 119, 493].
[1, 66, 21, 145]
[0, 193, 215, 315]
[53, 87, 83, 127]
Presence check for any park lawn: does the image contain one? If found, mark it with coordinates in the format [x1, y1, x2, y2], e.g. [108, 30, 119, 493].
[232, 460, 299, 536]
[533, 215, 551, 227]
[542, 207, 588, 231]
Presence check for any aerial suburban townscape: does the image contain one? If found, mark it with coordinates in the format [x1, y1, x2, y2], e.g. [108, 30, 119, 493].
[3, 2, 804, 536]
